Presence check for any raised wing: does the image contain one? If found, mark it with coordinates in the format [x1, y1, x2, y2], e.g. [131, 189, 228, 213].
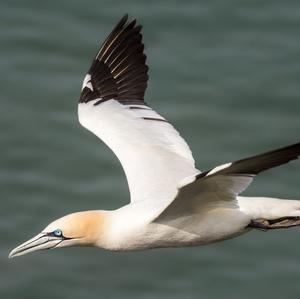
[155, 143, 300, 221]
[78, 15, 199, 204]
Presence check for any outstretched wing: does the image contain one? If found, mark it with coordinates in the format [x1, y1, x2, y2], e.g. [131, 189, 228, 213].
[78, 15, 199, 204]
[155, 143, 300, 221]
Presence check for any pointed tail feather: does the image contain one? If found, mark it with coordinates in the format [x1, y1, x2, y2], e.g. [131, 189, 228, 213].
[238, 196, 300, 229]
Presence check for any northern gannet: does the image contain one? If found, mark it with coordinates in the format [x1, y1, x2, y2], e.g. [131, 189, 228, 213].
[9, 15, 300, 259]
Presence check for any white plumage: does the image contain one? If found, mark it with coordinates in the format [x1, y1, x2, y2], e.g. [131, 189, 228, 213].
[78, 99, 198, 204]
[9, 15, 300, 259]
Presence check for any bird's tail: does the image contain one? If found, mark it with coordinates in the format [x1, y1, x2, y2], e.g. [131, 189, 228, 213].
[238, 196, 300, 230]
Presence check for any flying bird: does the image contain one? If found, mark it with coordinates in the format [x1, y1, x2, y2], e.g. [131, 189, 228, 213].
[9, 15, 300, 258]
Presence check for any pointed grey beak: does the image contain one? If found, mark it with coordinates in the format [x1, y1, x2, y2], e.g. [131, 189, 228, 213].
[9, 233, 63, 259]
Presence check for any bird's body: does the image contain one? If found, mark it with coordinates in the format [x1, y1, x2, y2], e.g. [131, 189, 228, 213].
[101, 198, 248, 250]
[9, 15, 300, 259]
[99, 196, 300, 251]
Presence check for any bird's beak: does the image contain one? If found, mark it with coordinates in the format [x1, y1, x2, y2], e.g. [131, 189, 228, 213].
[9, 233, 64, 259]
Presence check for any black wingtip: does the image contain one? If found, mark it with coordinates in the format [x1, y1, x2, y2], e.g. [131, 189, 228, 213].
[230, 142, 300, 175]
[80, 14, 148, 105]
[196, 142, 300, 180]
[121, 14, 129, 22]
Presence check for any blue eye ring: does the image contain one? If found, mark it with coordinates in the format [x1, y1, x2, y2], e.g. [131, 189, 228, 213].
[53, 229, 62, 237]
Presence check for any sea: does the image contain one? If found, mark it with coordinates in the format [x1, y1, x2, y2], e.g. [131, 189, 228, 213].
[1, 1, 300, 298]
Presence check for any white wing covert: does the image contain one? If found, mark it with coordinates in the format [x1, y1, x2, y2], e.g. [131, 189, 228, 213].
[155, 143, 300, 221]
[78, 15, 199, 204]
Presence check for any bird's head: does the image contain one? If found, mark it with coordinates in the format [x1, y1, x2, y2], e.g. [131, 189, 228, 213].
[9, 210, 106, 258]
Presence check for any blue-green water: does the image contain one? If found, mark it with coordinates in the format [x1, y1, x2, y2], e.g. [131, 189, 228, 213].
[1, 1, 300, 298]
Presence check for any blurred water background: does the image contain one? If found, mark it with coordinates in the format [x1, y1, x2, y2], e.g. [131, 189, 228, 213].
[1, 1, 300, 298]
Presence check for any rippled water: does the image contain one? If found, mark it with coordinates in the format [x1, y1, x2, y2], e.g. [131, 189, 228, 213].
[1, 1, 300, 298]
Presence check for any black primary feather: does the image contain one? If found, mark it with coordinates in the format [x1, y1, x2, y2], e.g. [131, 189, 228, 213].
[196, 142, 300, 180]
[79, 15, 149, 106]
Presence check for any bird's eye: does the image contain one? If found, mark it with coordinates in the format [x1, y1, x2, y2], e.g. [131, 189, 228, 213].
[53, 229, 63, 237]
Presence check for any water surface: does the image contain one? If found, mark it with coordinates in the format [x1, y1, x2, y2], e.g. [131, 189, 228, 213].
[1, 1, 300, 298]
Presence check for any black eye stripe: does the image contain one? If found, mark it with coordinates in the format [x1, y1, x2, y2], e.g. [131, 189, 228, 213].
[45, 230, 74, 240]
[46, 232, 59, 237]
[47, 229, 63, 237]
